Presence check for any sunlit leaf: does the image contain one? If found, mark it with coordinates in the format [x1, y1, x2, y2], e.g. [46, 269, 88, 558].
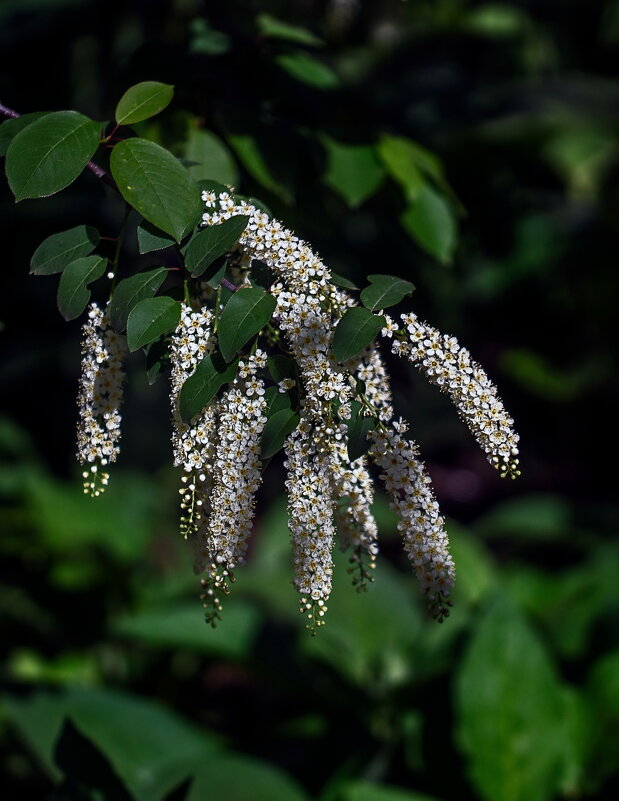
[257, 13, 323, 46]
[115, 81, 174, 126]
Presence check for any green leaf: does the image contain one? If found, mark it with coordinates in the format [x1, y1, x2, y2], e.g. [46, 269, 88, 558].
[115, 81, 174, 126]
[6, 111, 101, 201]
[110, 138, 201, 243]
[346, 401, 376, 462]
[30, 225, 100, 275]
[267, 355, 296, 384]
[108, 267, 167, 332]
[261, 408, 299, 459]
[185, 128, 239, 186]
[3, 685, 219, 801]
[0, 112, 49, 157]
[400, 186, 457, 265]
[126, 296, 181, 351]
[184, 216, 248, 278]
[332, 307, 385, 363]
[227, 134, 292, 203]
[57, 255, 107, 321]
[360, 274, 415, 312]
[378, 135, 444, 200]
[263, 386, 292, 419]
[275, 53, 340, 89]
[331, 272, 359, 290]
[257, 13, 323, 46]
[455, 594, 567, 801]
[341, 780, 445, 801]
[179, 352, 238, 423]
[322, 138, 384, 208]
[137, 220, 175, 253]
[187, 754, 309, 801]
[217, 287, 276, 362]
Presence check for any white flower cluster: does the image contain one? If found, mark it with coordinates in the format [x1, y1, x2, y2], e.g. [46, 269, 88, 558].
[389, 312, 520, 478]
[199, 350, 268, 624]
[76, 303, 125, 496]
[169, 305, 217, 540]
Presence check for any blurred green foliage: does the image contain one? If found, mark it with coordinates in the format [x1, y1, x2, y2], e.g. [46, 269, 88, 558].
[1, 1, 618, 800]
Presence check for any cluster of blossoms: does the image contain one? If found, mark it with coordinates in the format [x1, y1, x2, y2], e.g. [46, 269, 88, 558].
[76, 303, 126, 496]
[74, 189, 520, 631]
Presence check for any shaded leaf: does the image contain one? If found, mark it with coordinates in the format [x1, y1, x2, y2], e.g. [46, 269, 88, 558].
[179, 353, 238, 423]
[331, 272, 359, 290]
[400, 186, 456, 265]
[115, 81, 174, 126]
[342, 780, 445, 801]
[126, 296, 180, 351]
[137, 220, 175, 254]
[261, 409, 299, 459]
[0, 112, 50, 157]
[263, 386, 292, 419]
[57, 255, 107, 321]
[108, 267, 167, 332]
[267, 355, 296, 383]
[322, 138, 384, 208]
[276, 52, 340, 89]
[110, 138, 201, 243]
[6, 111, 101, 201]
[346, 401, 376, 462]
[257, 13, 323, 46]
[217, 287, 276, 362]
[360, 274, 415, 312]
[227, 134, 292, 202]
[184, 216, 248, 278]
[185, 128, 239, 186]
[455, 594, 567, 801]
[30, 225, 99, 276]
[332, 307, 385, 362]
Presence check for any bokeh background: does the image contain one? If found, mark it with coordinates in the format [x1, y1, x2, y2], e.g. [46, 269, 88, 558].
[1, 2, 618, 800]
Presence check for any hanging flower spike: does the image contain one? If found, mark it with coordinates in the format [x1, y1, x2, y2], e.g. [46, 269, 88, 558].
[76, 302, 126, 496]
[199, 350, 268, 625]
[387, 312, 520, 478]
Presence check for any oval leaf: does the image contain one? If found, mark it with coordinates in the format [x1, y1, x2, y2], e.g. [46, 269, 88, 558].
[322, 138, 384, 208]
[332, 307, 385, 363]
[0, 112, 50, 157]
[57, 255, 107, 321]
[137, 220, 175, 254]
[400, 186, 457, 265]
[217, 287, 276, 363]
[6, 111, 101, 201]
[184, 216, 249, 278]
[185, 128, 239, 186]
[261, 409, 299, 459]
[360, 274, 415, 312]
[179, 353, 238, 423]
[275, 53, 340, 90]
[108, 267, 167, 332]
[115, 81, 174, 126]
[126, 296, 181, 351]
[110, 138, 201, 243]
[30, 225, 100, 275]
[346, 402, 377, 462]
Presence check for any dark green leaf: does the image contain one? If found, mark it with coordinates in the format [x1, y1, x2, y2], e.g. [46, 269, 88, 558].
[400, 186, 457, 265]
[217, 287, 276, 362]
[360, 274, 415, 312]
[455, 594, 567, 801]
[267, 355, 297, 383]
[108, 267, 167, 332]
[322, 138, 384, 208]
[145, 337, 168, 385]
[110, 138, 201, 243]
[346, 402, 377, 462]
[57, 255, 107, 321]
[184, 216, 248, 278]
[201, 261, 227, 289]
[341, 780, 445, 801]
[30, 225, 99, 275]
[6, 111, 101, 201]
[137, 220, 175, 254]
[332, 307, 385, 363]
[250, 259, 276, 289]
[115, 81, 174, 126]
[163, 777, 193, 801]
[54, 720, 133, 801]
[179, 353, 238, 423]
[185, 128, 239, 186]
[227, 134, 292, 203]
[257, 13, 323, 46]
[0, 112, 50, 157]
[261, 409, 299, 459]
[126, 296, 181, 351]
[263, 386, 292, 419]
[276, 53, 340, 89]
[331, 272, 359, 290]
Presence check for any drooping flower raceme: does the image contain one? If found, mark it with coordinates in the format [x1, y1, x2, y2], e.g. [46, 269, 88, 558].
[76, 303, 126, 496]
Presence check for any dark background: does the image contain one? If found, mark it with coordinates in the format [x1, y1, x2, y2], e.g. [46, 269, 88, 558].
[0, 2, 617, 801]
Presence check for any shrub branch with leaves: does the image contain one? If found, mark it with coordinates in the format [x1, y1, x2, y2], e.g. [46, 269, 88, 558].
[1, 82, 520, 633]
